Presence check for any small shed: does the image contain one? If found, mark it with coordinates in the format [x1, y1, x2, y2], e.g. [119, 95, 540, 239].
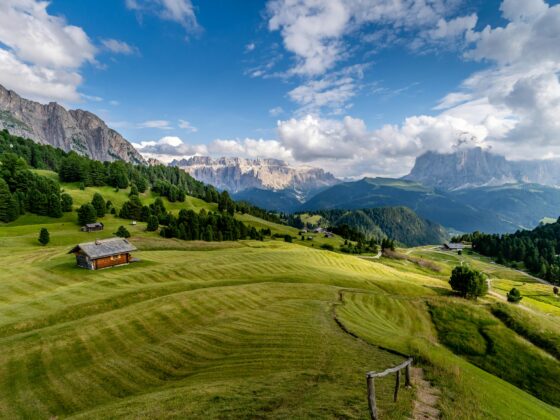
[81, 222, 104, 232]
[444, 242, 464, 251]
[68, 238, 137, 270]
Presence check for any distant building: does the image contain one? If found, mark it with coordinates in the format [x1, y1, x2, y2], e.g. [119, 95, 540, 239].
[68, 238, 137, 270]
[81, 222, 104, 232]
[324, 232, 334, 238]
[313, 227, 324, 233]
[444, 242, 464, 251]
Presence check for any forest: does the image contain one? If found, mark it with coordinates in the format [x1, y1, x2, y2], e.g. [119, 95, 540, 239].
[0, 130, 280, 230]
[454, 220, 560, 284]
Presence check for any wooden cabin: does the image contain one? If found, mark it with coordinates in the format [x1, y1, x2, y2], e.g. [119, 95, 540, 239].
[444, 242, 464, 251]
[68, 238, 137, 270]
[81, 222, 104, 232]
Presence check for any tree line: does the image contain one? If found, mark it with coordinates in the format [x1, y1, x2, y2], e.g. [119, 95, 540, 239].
[454, 220, 560, 285]
[0, 130, 281, 225]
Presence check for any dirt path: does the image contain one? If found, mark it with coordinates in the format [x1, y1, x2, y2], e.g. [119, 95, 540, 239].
[411, 367, 441, 419]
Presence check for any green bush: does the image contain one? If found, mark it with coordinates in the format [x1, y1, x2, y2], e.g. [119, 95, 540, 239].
[115, 226, 130, 238]
[507, 288, 522, 303]
[449, 265, 488, 300]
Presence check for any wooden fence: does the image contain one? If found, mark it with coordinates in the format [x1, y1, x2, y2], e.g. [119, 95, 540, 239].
[366, 357, 413, 420]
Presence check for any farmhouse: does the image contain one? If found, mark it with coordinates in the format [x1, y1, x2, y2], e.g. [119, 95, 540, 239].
[69, 238, 137, 270]
[81, 222, 104, 232]
[444, 242, 464, 251]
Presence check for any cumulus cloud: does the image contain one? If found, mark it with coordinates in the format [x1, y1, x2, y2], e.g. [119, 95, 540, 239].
[133, 135, 292, 163]
[266, 0, 475, 76]
[126, 0, 200, 33]
[0, 0, 96, 102]
[269, 106, 284, 116]
[265, 0, 475, 112]
[101, 39, 139, 55]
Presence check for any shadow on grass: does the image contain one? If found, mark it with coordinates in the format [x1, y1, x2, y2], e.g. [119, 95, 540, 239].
[424, 285, 454, 296]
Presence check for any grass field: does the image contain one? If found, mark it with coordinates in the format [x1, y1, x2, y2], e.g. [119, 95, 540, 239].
[1, 184, 560, 418]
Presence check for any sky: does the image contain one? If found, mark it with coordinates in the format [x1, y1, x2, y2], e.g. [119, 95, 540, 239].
[1, 0, 560, 178]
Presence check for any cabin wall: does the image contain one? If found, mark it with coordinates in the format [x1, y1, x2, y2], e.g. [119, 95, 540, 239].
[94, 253, 129, 269]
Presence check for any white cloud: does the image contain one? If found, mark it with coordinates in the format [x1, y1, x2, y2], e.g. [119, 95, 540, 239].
[178, 119, 198, 132]
[266, 0, 474, 77]
[0, 0, 96, 102]
[269, 106, 284, 116]
[138, 120, 173, 130]
[126, 0, 200, 33]
[101, 39, 139, 55]
[245, 42, 256, 52]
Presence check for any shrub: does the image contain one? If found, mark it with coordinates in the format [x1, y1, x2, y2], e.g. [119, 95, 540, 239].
[321, 243, 334, 251]
[115, 225, 130, 238]
[449, 266, 488, 300]
[554, 286, 559, 296]
[284, 234, 292, 243]
[38, 228, 49, 245]
[507, 288, 523, 303]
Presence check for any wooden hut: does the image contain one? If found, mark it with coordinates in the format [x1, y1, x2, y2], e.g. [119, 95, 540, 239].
[81, 222, 104, 232]
[68, 238, 137, 270]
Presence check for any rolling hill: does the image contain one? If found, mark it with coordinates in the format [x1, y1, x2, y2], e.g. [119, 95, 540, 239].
[1, 180, 560, 418]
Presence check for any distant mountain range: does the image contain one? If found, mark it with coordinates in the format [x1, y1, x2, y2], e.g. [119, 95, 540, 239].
[170, 156, 339, 211]
[405, 147, 560, 191]
[302, 177, 560, 234]
[0, 84, 145, 164]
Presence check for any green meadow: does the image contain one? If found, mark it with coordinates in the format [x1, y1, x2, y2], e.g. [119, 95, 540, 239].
[1, 180, 560, 418]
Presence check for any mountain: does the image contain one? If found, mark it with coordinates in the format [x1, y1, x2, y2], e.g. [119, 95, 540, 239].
[311, 207, 448, 246]
[405, 147, 560, 190]
[170, 156, 339, 210]
[0, 84, 145, 164]
[300, 177, 560, 233]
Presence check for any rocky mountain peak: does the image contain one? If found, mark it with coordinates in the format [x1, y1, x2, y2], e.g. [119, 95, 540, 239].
[0, 84, 145, 164]
[405, 147, 560, 190]
[170, 155, 339, 194]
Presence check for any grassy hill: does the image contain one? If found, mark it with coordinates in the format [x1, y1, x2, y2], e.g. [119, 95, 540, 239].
[1, 181, 560, 418]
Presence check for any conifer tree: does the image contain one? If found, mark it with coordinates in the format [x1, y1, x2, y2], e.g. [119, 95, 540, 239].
[38, 228, 50, 246]
[91, 193, 106, 217]
[77, 203, 97, 225]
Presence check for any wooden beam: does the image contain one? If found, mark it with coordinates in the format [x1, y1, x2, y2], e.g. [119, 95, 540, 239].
[366, 358, 413, 378]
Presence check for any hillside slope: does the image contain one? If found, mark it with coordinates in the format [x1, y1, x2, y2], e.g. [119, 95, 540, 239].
[309, 207, 448, 246]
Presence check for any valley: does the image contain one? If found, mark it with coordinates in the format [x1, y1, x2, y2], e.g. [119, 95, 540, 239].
[1, 176, 560, 418]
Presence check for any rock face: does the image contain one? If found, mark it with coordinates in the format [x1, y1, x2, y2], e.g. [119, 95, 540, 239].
[170, 156, 339, 198]
[0, 84, 145, 164]
[405, 147, 560, 190]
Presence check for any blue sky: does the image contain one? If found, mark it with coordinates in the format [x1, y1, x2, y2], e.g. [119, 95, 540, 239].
[1, 0, 560, 177]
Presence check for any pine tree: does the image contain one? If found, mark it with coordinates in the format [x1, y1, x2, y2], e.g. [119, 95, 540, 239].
[48, 193, 62, 218]
[115, 225, 131, 238]
[146, 215, 159, 231]
[38, 228, 50, 246]
[61, 193, 73, 212]
[91, 193, 106, 217]
[77, 203, 97, 225]
[0, 179, 18, 222]
[129, 184, 139, 196]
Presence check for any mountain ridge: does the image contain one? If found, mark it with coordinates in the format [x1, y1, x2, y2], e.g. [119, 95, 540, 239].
[405, 147, 560, 190]
[171, 156, 339, 203]
[0, 84, 145, 164]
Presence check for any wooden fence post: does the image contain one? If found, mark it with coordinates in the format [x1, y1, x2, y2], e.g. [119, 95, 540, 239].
[365, 358, 413, 419]
[405, 363, 411, 388]
[394, 370, 400, 402]
[367, 375, 378, 420]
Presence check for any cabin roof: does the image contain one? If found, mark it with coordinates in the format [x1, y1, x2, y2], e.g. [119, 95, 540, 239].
[445, 242, 464, 250]
[84, 222, 104, 228]
[68, 238, 137, 259]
